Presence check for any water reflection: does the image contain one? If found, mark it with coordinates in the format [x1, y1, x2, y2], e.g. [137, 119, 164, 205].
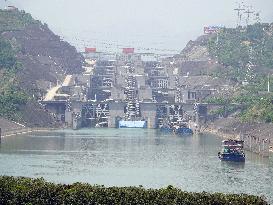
[246, 152, 271, 166]
[0, 132, 66, 153]
[221, 161, 245, 169]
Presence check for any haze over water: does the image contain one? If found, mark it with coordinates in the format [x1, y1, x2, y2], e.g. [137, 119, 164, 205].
[0, 129, 272, 203]
[2, 0, 273, 53]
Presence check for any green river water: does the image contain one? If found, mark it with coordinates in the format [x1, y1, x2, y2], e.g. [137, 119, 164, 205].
[0, 128, 272, 203]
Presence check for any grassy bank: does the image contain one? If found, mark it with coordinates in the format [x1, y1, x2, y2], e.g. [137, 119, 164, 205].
[0, 176, 268, 205]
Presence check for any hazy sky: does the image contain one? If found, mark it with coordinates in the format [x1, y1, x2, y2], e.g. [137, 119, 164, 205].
[1, 0, 273, 53]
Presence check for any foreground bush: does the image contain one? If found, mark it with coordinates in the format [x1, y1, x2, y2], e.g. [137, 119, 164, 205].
[0, 176, 268, 205]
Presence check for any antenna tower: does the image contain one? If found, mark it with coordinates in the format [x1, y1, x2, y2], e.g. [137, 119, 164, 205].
[234, 1, 245, 27]
[254, 12, 261, 23]
[244, 6, 254, 25]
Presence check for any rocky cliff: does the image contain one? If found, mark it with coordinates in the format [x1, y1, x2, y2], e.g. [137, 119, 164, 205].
[173, 34, 224, 77]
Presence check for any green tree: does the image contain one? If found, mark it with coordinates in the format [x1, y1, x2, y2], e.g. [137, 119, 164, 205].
[0, 37, 16, 69]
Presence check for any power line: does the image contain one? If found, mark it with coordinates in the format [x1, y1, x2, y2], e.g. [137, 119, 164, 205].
[62, 36, 181, 54]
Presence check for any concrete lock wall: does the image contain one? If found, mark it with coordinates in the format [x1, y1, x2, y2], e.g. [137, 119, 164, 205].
[69, 101, 83, 129]
[108, 102, 126, 128]
[65, 111, 73, 127]
[140, 103, 157, 129]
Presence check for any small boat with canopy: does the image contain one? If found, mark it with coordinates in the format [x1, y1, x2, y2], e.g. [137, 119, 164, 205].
[218, 140, 245, 162]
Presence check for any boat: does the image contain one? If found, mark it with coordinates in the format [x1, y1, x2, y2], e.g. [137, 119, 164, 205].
[173, 122, 193, 135]
[158, 119, 172, 132]
[118, 120, 147, 128]
[218, 140, 245, 162]
[159, 125, 173, 133]
[159, 121, 193, 135]
[95, 121, 108, 128]
[174, 127, 193, 135]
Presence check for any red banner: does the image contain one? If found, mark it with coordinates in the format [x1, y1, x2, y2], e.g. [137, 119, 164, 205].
[85, 47, 96, 53]
[122, 48, 134, 54]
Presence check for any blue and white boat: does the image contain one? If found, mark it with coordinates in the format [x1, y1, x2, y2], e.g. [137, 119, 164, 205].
[218, 140, 245, 162]
[118, 120, 147, 128]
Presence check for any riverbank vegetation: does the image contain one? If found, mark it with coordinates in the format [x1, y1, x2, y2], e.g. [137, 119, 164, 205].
[0, 176, 268, 205]
[205, 93, 273, 123]
[0, 87, 28, 121]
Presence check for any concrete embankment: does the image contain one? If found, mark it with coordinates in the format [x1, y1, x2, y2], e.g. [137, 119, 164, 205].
[201, 126, 241, 140]
[2, 127, 57, 137]
[0, 117, 25, 136]
[0, 117, 57, 138]
[201, 117, 273, 154]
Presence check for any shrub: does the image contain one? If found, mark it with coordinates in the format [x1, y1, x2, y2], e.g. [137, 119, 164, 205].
[0, 176, 268, 205]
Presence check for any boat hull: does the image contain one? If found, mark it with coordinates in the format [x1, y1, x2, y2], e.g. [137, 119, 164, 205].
[218, 153, 245, 162]
[175, 127, 193, 135]
[160, 127, 173, 133]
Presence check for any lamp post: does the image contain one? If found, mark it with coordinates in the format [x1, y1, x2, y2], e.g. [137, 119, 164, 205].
[267, 74, 270, 93]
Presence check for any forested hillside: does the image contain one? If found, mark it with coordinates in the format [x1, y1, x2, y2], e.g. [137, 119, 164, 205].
[0, 8, 83, 126]
[0, 35, 28, 121]
[209, 23, 273, 70]
[207, 23, 273, 123]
